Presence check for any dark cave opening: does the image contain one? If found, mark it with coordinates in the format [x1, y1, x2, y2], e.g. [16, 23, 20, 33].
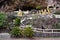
[15, 6, 36, 11]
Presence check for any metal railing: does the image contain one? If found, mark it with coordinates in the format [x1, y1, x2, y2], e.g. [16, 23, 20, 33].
[32, 28, 60, 33]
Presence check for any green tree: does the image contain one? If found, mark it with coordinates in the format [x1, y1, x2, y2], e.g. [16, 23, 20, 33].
[23, 27, 34, 37]
[55, 23, 60, 29]
[14, 18, 21, 26]
[0, 12, 7, 28]
[36, 5, 42, 10]
[10, 26, 22, 37]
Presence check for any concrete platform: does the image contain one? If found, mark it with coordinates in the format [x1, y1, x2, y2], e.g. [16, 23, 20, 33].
[0, 33, 10, 39]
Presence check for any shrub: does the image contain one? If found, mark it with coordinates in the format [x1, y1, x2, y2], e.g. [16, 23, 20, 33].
[54, 12, 60, 14]
[10, 27, 22, 37]
[54, 23, 60, 32]
[36, 5, 42, 10]
[55, 23, 60, 29]
[14, 18, 21, 26]
[0, 12, 7, 28]
[23, 27, 34, 37]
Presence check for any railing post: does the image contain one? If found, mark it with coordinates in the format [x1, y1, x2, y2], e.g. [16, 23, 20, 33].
[32, 28, 60, 33]
[52, 29, 53, 33]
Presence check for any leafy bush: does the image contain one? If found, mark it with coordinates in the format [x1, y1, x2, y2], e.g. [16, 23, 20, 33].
[10, 26, 22, 37]
[55, 23, 60, 29]
[36, 5, 42, 10]
[14, 18, 21, 26]
[54, 23, 60, 32]
[23, 27, 34, 37]
[10, 26, 34, 38]
[0, 12, 7, 28]
[54, 12, 60, 14]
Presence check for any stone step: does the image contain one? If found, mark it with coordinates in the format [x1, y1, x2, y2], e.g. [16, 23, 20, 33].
[0, 33, 10, 39]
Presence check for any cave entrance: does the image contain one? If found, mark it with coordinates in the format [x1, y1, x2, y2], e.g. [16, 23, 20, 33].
[15, 6, 35, 11]
[20, 6, 36, 11]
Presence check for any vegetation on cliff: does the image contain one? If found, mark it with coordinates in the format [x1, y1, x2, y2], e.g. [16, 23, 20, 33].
[0, 0, 47, 11]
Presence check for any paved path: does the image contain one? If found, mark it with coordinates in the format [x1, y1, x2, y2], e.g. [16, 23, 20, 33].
[0, 37, 60, 40]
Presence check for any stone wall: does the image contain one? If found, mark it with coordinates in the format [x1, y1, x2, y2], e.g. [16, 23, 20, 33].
[34, 32, 60, 37]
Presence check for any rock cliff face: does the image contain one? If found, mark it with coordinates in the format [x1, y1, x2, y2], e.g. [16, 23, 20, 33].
[0, 0, 60, 12]
[0, 0, 47, 12]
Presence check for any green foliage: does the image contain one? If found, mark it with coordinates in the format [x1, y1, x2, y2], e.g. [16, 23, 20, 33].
[55, 23, 60, 29]
[10, 26, 34, 37]
[14, 18, 21, 26]
[10, 26, 22, 37]
[23, 27, 34, 37]
[54, 23, 60, 32]
[54, 12, 60, 14]
[36, 5, 42, 10]
[0, 12, 7, 28]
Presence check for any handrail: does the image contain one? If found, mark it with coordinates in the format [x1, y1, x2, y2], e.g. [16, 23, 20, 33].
[32, 28, 60, 30]
[32, 28, 60, 33]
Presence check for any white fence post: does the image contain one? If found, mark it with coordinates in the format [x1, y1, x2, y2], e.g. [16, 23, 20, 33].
[32, 28, 60, 33]
[52, 29, 53, 33]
